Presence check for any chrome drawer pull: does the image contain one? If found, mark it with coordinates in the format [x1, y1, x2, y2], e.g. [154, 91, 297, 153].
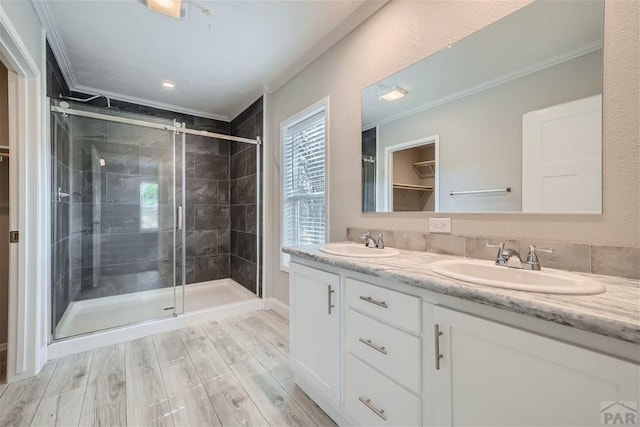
[358, 397, 387, 421]
[434, 324, 444, 370]
[359, 296, 388, 309]
[327, 285, 335, 315]
[359, 338, 388, 355]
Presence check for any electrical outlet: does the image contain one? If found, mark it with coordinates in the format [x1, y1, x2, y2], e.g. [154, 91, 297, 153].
[429, 218, 451, 234]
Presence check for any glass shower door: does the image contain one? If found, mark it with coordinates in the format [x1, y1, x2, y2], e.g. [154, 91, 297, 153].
[51, 106, 185, 339]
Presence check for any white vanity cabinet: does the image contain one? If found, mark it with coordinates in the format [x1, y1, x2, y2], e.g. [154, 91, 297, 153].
[425, 304, 640, 427]
[288, 258, 639, 427]
[289, 263, 341, 405]
[343, 278, 423, 425]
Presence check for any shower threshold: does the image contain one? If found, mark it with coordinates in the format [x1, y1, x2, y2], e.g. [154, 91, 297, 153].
[53, 278, 258, 342]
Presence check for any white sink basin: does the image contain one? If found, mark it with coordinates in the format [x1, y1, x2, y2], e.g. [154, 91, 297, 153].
[430, 259, 605, 295]
[320, 242, 399, 258]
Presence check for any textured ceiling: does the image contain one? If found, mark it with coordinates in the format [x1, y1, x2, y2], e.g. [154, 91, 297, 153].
[45, 0, 368, 120]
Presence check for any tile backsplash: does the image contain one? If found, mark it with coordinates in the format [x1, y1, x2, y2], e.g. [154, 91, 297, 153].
[347, 228, 640, 280]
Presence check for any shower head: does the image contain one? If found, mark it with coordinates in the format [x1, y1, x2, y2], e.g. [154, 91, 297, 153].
[104, 96, 121, 114]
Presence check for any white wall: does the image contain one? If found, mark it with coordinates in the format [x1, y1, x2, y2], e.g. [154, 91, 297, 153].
[266, 0, 639, 305]
[0, 0, 44, 72]
[376, 51, 602, 212]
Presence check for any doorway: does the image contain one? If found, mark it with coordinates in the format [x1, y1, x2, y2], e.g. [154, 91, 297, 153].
[382, 135, 440, 212]
[0, 59, 8, 384]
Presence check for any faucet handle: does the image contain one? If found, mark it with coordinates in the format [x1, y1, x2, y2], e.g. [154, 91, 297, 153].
[485, 242, 505, 249]
[485, 242, 506, 265]
[526, 244, 553, 259]
[525, 245, 554, 270]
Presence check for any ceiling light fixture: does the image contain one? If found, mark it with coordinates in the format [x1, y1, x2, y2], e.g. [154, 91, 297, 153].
[378, 85, 408, 102]
[139, 0, 186, 19]
[162, 81, 175, 89]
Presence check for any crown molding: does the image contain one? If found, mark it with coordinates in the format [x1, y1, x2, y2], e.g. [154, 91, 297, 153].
[264, 0, 389, 94]
[73, 84, 229, 121]
[363, 40, 603, 130]
[31, 0, 78, 88]
[31, 0, 228, 121]
[31, 0, 388, 122]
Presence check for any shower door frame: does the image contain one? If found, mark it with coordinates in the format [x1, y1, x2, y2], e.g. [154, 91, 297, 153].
[48, 104, 263, 341]
[49, 106, 186, 340]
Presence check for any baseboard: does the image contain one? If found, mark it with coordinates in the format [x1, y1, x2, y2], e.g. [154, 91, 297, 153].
[263, 297, 289, 319]
[0, 342, 6, 352]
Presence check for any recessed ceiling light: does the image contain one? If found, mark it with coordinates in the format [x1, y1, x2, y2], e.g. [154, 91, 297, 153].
[139, 0, 186, 19]
[162, 81, 175, 89]
[379, 85, 408, 102]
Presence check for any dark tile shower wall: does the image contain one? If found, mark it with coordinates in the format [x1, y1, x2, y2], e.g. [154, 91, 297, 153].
[230, 97, 263, 294]
[362, 128, 377, 212]
[68, 119, 178, 300]
[184, 134, 231, 284]
[46, 42, 70, 99]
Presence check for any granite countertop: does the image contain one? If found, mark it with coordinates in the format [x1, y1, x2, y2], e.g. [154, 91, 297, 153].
[283, 244, 640, 344]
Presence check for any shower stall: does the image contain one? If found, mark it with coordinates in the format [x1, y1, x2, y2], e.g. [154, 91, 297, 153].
[49, 100, 262, 342]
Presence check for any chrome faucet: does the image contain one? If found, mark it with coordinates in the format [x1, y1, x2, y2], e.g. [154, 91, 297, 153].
[485, 242, 554, 270]
[485, 242, 523, 268]
[361, 230, 385, 249]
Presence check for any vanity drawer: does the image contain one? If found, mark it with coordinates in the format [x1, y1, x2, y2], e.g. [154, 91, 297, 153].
[344, 353, 421, 426]
[345, 277, 420, 334]
[346, 309, 421, 393]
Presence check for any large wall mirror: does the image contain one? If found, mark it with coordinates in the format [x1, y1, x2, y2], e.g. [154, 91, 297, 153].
[361, 0, 603, 213]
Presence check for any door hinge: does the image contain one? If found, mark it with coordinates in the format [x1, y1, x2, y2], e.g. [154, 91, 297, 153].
[9, 230, 19, 243]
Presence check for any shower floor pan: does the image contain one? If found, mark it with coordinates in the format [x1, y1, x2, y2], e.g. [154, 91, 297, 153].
[54, 278, 257, 339]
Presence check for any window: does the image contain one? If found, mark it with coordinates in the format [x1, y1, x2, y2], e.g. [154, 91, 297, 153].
[282, 106, 327, 267]
[140, 182, 159, 229]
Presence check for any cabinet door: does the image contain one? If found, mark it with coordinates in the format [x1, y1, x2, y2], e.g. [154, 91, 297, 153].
[290, 262, 341, 404]
[430, 305, 640, 427]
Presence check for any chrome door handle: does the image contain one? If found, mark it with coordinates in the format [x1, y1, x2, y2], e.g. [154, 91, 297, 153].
[58, 187, 70, 202]
[358, 338, 388, 355]
[434, 324, 444, 370]
[359, 296, 388, 308]
[177, 205, 183, 230]
[327, 285, 335, 315]
[358, 397, 387, 421]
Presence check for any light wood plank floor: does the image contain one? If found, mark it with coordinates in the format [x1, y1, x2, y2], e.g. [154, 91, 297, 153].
[0, 310, 336, 427]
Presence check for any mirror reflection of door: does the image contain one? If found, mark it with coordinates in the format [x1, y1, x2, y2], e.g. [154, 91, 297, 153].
[522, 95, 602, 212]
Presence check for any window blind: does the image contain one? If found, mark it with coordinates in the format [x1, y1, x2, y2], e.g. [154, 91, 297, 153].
[283, 109, 326, 249]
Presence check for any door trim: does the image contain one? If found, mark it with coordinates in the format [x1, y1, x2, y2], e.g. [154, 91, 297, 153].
[0, 7, 49, 382]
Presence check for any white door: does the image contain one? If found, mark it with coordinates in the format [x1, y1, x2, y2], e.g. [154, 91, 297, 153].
[289, 262, 341, 404]
[430, 305, 639, 427]
[522, 95, 602, 212]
